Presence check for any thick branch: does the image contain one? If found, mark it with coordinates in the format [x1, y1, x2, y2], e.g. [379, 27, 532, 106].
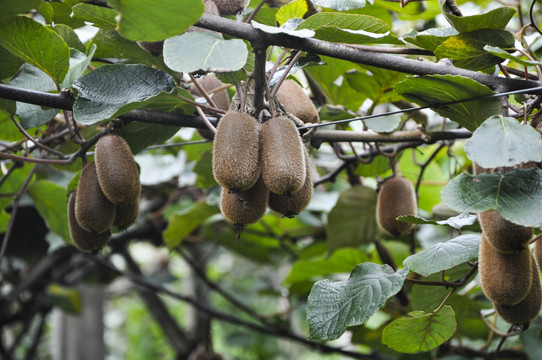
[312, 129, 471, 143]
[195, 14, 542, 93]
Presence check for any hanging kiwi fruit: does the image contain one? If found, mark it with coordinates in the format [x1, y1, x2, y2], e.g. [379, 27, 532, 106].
[376, 175, 417, 237]
[113, 202, 139, 230]
[68, 191, 111, 253]
[478, 234, 533, 306]
[211, 0, 248, 15]
[75, 162, 116, 234]
[268, 147, 312, 217]
[261, 116, 306, 195]
[191, 76, 230, 140]
[495, 256, 542, 325]
[275, 79, 319, 124]
[220, 177, 269, 228]
[212, 111, 261, 191]
[95, 134, 141, 205]
[478, 210, 532, 253]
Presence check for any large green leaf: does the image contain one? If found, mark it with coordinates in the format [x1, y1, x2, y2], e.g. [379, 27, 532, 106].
[298, 13, 400, 44]
[284, 248, 369, 285]
[402, 27, 458, 52]
[325, 185, 379, 253]
[402, 235, 480, 276]
[275, 0, 309, 26]
[251, 20, 315, 38]
[115, 122, 182, 154]
[441, 4, 515, 33]
[395, 75, 500, 131]
[163, 202, 220, 250]
[307, 263, 408, 340]
[72, 3, 118, 29]
[0, 46, 24, 80]
[441, 168, 542, 227]
[465, 116, 542, 168]
[108, 0, 204, 41]
[52, 24, 86, 53]
[382, 306, 457, 353]
[0, 210, 9, 233]
[0, 0, 40, 24]
[434, 29, 514, 70]
[27, 180, 70, 243]
[192, 150, 216, 189]
[0, 16, 70, 84]
[38, 2, 86, 28]
[346, 66, 406, 105]
[72, 64, 176, 125]
[90, 29, 157, 65]
[312, 0, 371, 11]
[164, 32, 248, 73]
[8, 65, 58, 129]
[484, 45, 542, 67]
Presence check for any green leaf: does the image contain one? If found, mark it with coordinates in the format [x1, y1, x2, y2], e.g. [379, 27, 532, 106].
[434, 29, 514, 70]
[442, 5, 515, 33]
[298, 13, 400, 45]
[114, 122, 182, 154]
[441, 168, 542, 227]
[0, 0, 40, 24]
[355, 156, 391, 177]
[52, 24, 86, 53]
[402, 235, 480, 276]
[402, 27, 458, 52]
[399, 213, 478, 230]
[251, 20, 315, 38]
[61, 45, 98, 89]
[395, 75, 500, 131]
[193, 150, 217, 189]
[164, 32, 248, 73]
[0, 164, 33, 211]
[275, 0, 309, 26]
[163, 201, 220, 250]
[485, 45, 542, 66]
[0, 111, 21, 142]
[284, 248, 369, 285]
[216, 51, 255, 86]
[363, 115, 401, 133]
[46, 284, 81, 314]
[0, 210, 9, 233]
[8, 65, 58, 129]
[0, 46, 24, 80]
[90, 29, 157, 65]
[0, 16, 70, 84]
[465, 116, 542, 168]
[382, 306, 457, 353]
[108, 0, 204, 41]
[72, 3, 118, 29]
[308, 263, 408, 340]
[312, 0, 371, 11]
[72, 64, 176, 125]
[325, 185, 379, 253]
[345, 66, 406, 105]
[40, 2, 86, 28]
[27, 180, 70, 243]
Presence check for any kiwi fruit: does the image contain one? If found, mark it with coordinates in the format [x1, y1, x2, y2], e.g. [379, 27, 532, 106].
[212, 111, 261, 191]
[535, 239, 542, 269]
[275, 79, 319, 124]
[376, 176, 417, 237]
[261, 116, 306, 195]
[113, 202, 139, 230]
[75, 162, 116, 234]
[268, 147, 312, 217]
[68, 192, 111, 252]
[187, 0, 222, 35]
[95, 134, 141, 205]
[479, 234, 533, 305]
[495, 255, 542, 325]
[211, 0, 248, 15]
[478, 210, 532, 253]
[220, 176, 269, 227]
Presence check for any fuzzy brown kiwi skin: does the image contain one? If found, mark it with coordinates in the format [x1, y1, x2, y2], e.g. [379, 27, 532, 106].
[68, 192, 111, 252]
[535, 240, 542, 270]
[187, 0, 222, 36]
[113, 202, 139, 230]
[275, 79, 319, 124]
[75, 162, 116, 234]
[495, 255, 542, 325]
[478, 210, 532, 253]
[212, 111, 261, 191]
[376, 176, 417, 237]
[220, 177, 269, 227]
[479, 234, 533, 306]
[95, 134, 141, 205]
[211, 0, 248, 15]
[268, 147, 312, 217]
[261, 116, 306, 195]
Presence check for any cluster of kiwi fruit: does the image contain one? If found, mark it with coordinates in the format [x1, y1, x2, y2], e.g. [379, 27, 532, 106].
[211, 79, 319, 228]
[376, 174, 417, 237]
[478, 210, 540, 325]
[68, 134, 141, 253]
